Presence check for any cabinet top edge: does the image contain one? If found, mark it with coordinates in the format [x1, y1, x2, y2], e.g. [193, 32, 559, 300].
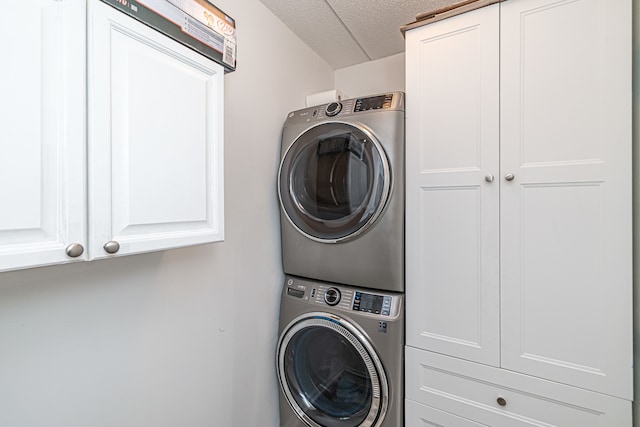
[400, 0, 504, 35]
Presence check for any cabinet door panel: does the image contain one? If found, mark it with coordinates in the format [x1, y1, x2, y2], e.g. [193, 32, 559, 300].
[0, 0, 86, 271]
[405, 4, 500, 366]
[500, 0, 632, 399]
[88, 0, 224, 259]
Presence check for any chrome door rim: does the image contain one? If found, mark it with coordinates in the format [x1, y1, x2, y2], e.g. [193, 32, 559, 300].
[276, 312, 389, 427]
[277, 122, 392, 243]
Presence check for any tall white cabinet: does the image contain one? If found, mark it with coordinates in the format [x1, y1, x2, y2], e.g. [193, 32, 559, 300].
[405, 0, 632, 425]
[0, 0, 224, 273]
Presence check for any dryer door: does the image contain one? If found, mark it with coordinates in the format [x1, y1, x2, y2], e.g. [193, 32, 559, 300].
[277, 313, 389, 427]
[278, 122, 391, 242]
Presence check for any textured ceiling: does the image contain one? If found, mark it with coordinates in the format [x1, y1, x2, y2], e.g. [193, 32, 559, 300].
[259, 0, 461, 69]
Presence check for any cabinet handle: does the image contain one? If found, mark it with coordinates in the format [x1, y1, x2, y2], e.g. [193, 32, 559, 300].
[497, 397, 507, 407]
[504, 173, 515, 182]
[485, 174, 495, 183]
[65, 243, 85, 258]
[103, 240, 120, 254]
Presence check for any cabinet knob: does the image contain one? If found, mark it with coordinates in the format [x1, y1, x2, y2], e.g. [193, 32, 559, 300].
[504, 173, 515, 182]
[103, 240, 120, 254]
[497, 397, 507, 407]
[485, 174, 495, 183]
[65, 243, 85, 258]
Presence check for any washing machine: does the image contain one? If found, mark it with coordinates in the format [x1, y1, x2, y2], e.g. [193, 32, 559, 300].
[277, 275, 403, 427]
[277, 92, 404, 292]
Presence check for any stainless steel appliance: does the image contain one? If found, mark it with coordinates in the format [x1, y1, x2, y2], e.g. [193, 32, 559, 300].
[277, 275, 404, 427]
[278, 92, 405, 292]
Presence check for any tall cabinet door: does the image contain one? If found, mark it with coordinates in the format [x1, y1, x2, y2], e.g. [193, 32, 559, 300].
[405, 5, 501, 367]
[500, 0, 632, 399]
[0, 0, 86, 272]
[88, 0, 225, 259]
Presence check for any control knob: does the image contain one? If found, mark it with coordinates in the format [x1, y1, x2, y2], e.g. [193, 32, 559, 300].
[325, 102, 342, 117]
[324, 287, 341, 306]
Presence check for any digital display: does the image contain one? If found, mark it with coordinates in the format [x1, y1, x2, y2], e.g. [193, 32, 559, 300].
[353, 292, 392, 316]
[354, 94, 393, 112]
[360, 294, 384, 312]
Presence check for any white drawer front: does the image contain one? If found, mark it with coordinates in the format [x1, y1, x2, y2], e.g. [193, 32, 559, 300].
[406, 399, 489, 427]
[406, 347, 631, 426]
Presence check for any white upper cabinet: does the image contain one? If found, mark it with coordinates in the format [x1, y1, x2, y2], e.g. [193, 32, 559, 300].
[0, 0, 87, 271]
[406, 0, 632, 404]
[88, 0, 224, 259]
[0, 0, 225, 272]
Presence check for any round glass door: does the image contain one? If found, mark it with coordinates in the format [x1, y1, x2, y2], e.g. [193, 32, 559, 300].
[278, 123, 391, 242]
[277, 314, 388, 427]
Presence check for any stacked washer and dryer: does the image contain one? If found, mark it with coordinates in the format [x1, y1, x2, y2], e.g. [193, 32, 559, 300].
[276, 92, 406, 427]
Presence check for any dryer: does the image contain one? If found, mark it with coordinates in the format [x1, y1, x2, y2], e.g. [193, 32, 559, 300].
[278, 92, 405, 292]
[277, 275, 403, 427]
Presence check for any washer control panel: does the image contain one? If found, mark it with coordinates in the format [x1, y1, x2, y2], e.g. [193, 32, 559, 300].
[283, 276, 402, 319]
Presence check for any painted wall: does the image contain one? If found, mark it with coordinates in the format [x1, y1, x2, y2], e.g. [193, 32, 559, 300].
[0, 0, 333, 426]
[335, 53, 406, 99]
[633, 1, 639, 424]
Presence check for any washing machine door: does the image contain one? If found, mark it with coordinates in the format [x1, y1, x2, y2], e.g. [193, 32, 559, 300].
[277, 313, 389, 427]
[278, 122, 391, 242]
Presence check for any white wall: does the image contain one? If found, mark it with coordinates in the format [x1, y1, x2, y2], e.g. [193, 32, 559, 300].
[0, 0, 333, 426]
[633, 0, 639, 424]
[335, 53, 406, 98]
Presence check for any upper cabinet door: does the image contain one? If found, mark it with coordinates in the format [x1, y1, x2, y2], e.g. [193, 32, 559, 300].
[405, 4, 501, 367]
[500, 0, 632, 399]
[0, 0, 86, 272]
[88, 0, 225, 259]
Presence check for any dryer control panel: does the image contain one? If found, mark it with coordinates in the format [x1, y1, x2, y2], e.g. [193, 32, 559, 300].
[353, 93, 394, 112]
[284, 91, 405, 125]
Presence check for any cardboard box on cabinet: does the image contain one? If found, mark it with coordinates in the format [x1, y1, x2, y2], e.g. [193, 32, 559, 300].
[99, 0, 237, 72]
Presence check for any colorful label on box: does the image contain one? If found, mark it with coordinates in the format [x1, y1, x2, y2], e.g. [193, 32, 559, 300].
[100, 0, 236, 71]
